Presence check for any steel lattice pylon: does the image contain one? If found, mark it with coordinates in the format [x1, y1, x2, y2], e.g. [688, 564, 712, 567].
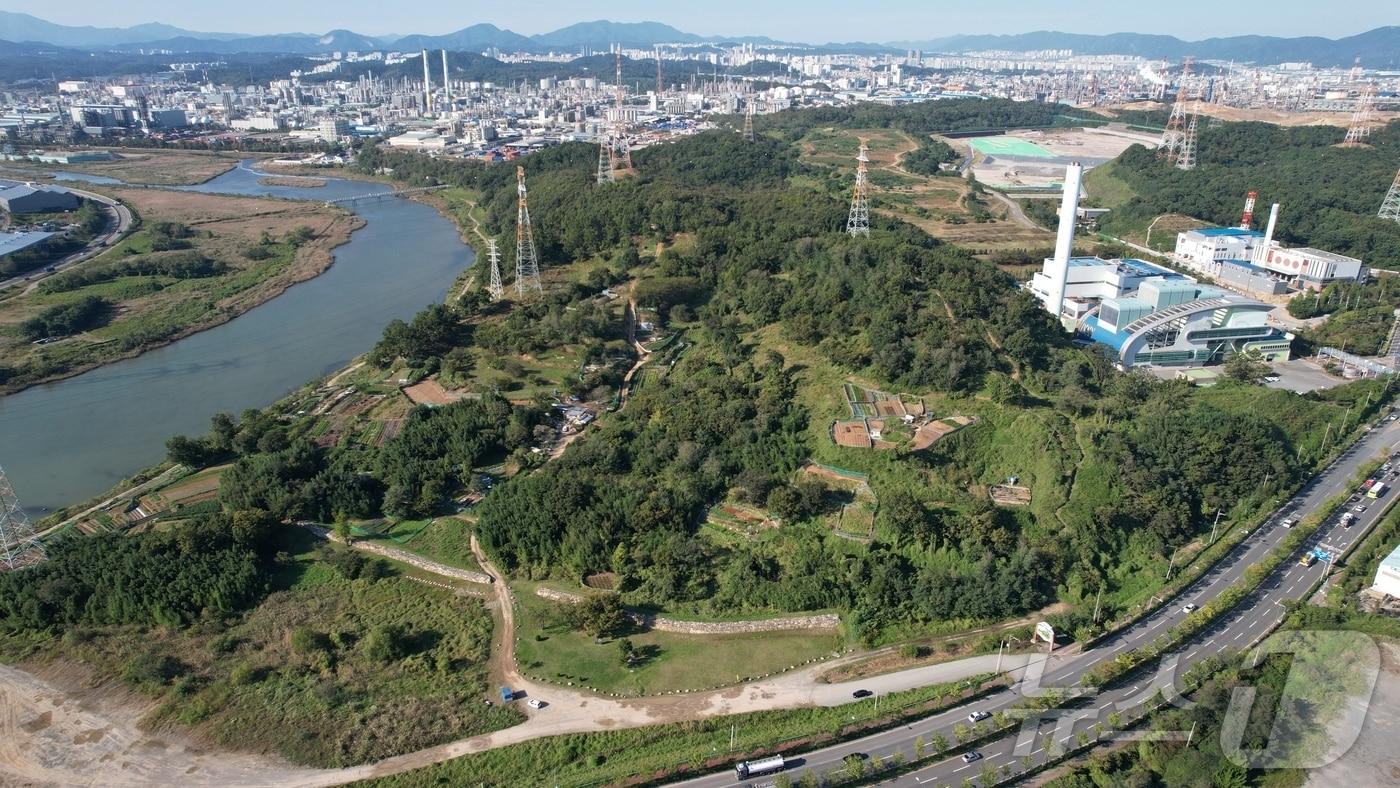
[1344, 82, 1376, 145]
[514, 166, 541, 295]
[846, 143, 870, 237]
[1158, 59, 1192, 164]
[1379, 167, 1400, 224]
[1176, 107, 1199, 171]
[486, 238, 504, 300]
[743, 100, 755, 142]
[0, 465, 45, 571]
[596, 138, 615, 184]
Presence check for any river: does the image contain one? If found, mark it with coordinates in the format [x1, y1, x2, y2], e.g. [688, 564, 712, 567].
[1, 162, 474, 514]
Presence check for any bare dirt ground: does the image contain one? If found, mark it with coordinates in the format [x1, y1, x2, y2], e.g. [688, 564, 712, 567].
[1107, 102, 1400, 128]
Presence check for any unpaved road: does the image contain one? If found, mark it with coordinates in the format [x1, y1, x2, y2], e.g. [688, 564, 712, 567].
[0, 542, 1023, 786]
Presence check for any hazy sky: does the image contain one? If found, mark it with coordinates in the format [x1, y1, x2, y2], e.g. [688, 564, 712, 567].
[7, 0, 1396, 41]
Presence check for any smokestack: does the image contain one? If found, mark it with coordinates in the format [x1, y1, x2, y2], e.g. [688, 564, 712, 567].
[1046, 162, 1084, 325]
[441, 50, 451, 107]
[422, 49, 432, 115]
[1257, 202, 1279, 263]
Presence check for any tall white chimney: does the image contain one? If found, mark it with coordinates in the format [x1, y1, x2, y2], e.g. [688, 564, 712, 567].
[1045, 162, 1084, 325]
[1260, 202, 1280, 256]
[421, 49, 432, 115]
[441, 50, 452, 107]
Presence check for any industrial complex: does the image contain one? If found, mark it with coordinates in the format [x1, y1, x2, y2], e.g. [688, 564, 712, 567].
[1031, 162, 1292, 369]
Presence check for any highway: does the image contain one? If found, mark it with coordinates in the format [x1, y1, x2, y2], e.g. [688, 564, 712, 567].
[0, 181, 133, 293]
[675, 415, 1400, 788]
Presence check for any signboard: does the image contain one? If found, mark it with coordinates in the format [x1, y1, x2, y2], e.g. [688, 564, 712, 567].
[1033, 621, 1055, 645]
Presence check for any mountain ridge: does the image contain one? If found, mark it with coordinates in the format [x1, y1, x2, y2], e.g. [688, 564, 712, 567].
[1, 12, 1395, 67]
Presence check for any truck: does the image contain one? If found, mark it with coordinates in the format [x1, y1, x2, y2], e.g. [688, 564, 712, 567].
[500, 687, 514, 702]
[1341, 512, 1357, 528]
[1299, 553, 1317, 567]
[735, 755, 786, 780]
[1368, 482, 1387, 499]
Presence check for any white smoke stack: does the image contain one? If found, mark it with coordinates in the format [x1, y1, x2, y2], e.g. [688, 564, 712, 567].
[1046, 162, 1084, 325]
[421, 49, 432, 115]
[441, 50, 451, 107]
[1257, 203, 1279, 264]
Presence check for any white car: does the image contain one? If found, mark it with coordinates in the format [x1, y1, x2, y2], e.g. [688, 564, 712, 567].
[527, 698, 546, 710]
[967, 711, 992, 723]
[1281, 518, 1296, 529]
[1182, 603, 1198, 614]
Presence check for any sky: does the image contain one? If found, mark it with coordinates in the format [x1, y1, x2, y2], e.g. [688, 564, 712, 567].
[6, 0, 1396, 41]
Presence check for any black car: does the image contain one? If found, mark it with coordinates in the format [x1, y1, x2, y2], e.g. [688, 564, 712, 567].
[852, 689, 873, 698]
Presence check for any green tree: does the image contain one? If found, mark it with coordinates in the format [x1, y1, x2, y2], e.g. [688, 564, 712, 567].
[1223, 348, 1271, 384]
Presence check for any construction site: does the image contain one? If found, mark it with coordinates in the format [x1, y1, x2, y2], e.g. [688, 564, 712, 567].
[962, 125, 1156, 191]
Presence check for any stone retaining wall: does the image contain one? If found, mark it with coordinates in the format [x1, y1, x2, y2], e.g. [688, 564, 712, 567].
[302, 523, 493, 585]
[532, 587, 839, 634]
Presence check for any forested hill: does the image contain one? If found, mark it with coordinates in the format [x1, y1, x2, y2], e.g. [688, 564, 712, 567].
[1088, 120, 1400, 266]
[342, 122, 1385, 644]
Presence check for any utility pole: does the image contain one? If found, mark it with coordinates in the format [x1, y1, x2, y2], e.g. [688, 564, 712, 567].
[995, 640, 1005, 673]
[1092, 585, 1104, 623]
[1165, 548, 1179, 581]
[0, 466, 44, 570]
[1210, 509, 1224, 543]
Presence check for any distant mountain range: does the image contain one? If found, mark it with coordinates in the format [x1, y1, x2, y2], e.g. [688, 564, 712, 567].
[894, 27, 1400, 68]
[0, 11, 1396, 68]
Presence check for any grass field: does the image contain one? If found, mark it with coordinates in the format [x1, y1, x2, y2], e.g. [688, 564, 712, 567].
[514, 582, 841, 696]
[11, 149, 247, 186]
[356, 517, 482, 573]
[796, 126, 1056, 253]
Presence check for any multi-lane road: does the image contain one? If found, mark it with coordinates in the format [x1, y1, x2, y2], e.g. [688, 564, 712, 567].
[0, 180, 132, 293]
[677, 415, 1400, 788]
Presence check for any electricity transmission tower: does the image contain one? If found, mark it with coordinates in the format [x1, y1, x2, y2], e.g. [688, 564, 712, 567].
[0, 466, 44, 571]
[1176, 102, 1199, 171]
[1343, 82, 1376, 146]
[846, 142, 870, 236]
[597, 137, 615, 184]
[1380, 167, 1400, 224]
[486, 238, 504, 300]
[1158, 59, 1192, 164]
[612, 51, 632, 172]
[514, 166, 541, 295]
[743, 99, 756, 142]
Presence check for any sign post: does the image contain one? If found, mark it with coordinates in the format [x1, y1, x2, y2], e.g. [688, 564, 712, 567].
[1033, 621, 1056, 652]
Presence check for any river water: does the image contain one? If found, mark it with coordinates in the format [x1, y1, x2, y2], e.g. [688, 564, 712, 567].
[1, 162, 474, 514]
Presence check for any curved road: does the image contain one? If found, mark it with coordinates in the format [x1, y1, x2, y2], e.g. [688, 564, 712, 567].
[0, 182, 133, 293]
[674, 416, 1400, 788]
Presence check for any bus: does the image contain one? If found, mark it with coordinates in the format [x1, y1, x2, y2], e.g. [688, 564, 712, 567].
[735, 755, 786, 780]
[1368, 482, 1387, 499]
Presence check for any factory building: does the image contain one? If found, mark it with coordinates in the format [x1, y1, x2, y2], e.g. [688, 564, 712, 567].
[0, 184, 80, 215]
[1255, 245, 1365, 291]
[1174, 205, 1365, 294]
[1035, 163, 1290, 369]
[1374, 544, 1400, 599]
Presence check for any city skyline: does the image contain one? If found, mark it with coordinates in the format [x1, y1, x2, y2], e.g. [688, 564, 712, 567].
[4, 1, 1396, 44]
